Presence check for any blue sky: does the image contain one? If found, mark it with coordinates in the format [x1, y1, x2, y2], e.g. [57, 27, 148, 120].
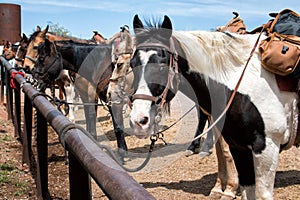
[2, 0, 300, 39]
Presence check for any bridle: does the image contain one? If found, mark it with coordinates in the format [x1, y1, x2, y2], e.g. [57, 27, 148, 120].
[109, 57, 133, 104]
[33, 40, 63, 83]
[15, 45, 27, 63]
[131, 38, 179, 109]
[108, 30, 134, 104]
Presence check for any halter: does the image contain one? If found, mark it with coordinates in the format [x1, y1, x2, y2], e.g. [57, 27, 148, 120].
[132, 38, 179, 108]
[33, 41, 63, 83]
[15, 45, 26, 62]
[108, 29, 134, 104]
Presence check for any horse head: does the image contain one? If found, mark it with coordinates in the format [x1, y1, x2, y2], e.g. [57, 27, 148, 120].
[2, 41, 16, 60]
[14, 33, 29, 68]
[33, 38, 63, 91]
[23, 25, 49, 71]
[107, 25, 134, 105]
[129, 15, 179, 138]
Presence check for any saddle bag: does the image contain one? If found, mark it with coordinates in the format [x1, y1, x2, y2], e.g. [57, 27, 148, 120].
[259, 9, 300, 76]
[259, 32, 300, 76]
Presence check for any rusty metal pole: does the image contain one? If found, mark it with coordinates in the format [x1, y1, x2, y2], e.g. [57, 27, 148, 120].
[22, 94, 33, 166]
[36, 110, 50, 199]
[0, 63, 4, 103]
[13, 84, 21, 137]
[5, 69, 13, 120]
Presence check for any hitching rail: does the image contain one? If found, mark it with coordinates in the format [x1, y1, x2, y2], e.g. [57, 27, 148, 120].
[0, 56, 155, 200]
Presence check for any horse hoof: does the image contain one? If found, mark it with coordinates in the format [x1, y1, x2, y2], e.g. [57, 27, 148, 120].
[184, 150, 195, 157]
[198, 151, 212, 158]
[122, 156, 131, 163]
[220, 195, 235, 200]
[221, 190, 236, 200]
[209, 190, 223, 200]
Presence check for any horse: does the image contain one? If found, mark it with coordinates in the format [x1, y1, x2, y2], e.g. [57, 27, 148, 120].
[129, 14, 300, 199]
[14, 34, 29, 68]
[24, 26, 133, 160]
[2, 41, 18, 61]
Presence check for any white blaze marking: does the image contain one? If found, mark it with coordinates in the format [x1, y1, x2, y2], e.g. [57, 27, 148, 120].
[130, 50, 157, 133]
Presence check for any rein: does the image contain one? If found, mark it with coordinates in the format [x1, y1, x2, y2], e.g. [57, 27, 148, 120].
[191, 28, 266, 142]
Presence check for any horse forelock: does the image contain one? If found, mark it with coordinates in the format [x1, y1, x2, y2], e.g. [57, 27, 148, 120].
[172, 31, 253, 80]
[29, 30, 41, 43]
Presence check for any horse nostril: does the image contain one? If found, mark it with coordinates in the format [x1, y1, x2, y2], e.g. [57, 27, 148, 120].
[139, 117, 149, 125]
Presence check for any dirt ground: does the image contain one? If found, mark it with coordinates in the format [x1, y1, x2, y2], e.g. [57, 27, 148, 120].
[1, 94, 300, 200]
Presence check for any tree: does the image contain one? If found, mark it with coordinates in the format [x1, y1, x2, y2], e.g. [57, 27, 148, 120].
[47, 21, 71, 36]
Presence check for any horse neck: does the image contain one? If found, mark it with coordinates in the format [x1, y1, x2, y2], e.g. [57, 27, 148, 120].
[171, 36, 211, 112]
[55, 42, 94, 72]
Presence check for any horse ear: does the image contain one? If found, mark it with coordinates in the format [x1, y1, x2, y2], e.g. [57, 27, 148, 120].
[36, 26, 41, 32]
[41, 25, 49, 38]
[22, 33, 28, 41]
[5, 41, 10, 48]
[133, 14, 144, 34]
[161, 15, 172, 39]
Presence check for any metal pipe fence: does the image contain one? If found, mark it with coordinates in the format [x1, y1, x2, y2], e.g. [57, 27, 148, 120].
[0, 56, 154, 200]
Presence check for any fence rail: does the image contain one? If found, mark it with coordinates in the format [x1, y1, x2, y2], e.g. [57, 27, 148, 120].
[0, 56, 155, 200]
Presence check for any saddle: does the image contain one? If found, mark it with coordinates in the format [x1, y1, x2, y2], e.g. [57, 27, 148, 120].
[219, 10, 300, 92]
[216, 12, 247, 34]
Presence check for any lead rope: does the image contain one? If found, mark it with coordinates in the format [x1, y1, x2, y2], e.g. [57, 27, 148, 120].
[191, 28, 265, 143]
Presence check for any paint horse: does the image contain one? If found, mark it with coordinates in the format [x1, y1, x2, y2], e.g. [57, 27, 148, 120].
[23, 26, 133, 159]
[129, 15, 238, 199]
[129, 15, 300, 199]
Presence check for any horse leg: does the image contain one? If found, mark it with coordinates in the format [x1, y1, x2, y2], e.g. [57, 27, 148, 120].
[210, 134, 238, 200]
[250, 138, 280, 200]
[199, 130, 214, 158]
[65, 82, 75, 123]
[185, 109, 209, 156]
[75, 78, 97, 139]
[109, 105, 128, 162]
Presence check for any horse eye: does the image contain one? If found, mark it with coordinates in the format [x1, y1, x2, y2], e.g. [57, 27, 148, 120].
[159, 64, 167, 71]
[117, 63, 123, 68]
[33, 46, 39, 50]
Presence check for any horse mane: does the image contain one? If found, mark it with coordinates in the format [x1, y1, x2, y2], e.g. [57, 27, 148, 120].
[172, 31, 254, 80]
[134, 17, 167, 44]
[29, 30, 41, 42]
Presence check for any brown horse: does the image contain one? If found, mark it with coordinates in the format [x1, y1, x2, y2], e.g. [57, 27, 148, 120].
[2, 41, 17, 61]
